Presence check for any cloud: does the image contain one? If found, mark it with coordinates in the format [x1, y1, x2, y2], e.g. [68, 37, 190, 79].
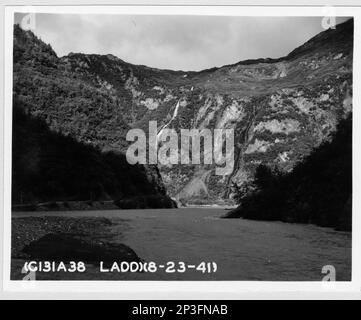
[14, 13, 350, 71]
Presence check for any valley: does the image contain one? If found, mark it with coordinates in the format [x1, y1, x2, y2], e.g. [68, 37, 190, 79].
[12, 18, 353, 209]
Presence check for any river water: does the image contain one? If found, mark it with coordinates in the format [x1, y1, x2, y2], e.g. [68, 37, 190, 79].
[13, 207, 351, 281]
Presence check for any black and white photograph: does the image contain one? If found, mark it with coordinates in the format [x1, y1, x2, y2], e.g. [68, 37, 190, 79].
[3, 5, 355, 286]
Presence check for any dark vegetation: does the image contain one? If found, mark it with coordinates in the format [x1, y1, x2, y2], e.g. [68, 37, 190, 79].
[12, 99, 175, 208]
[228, 115, 352, 231]
[12, 24, 175, 209]
[13, 24, 130, 152]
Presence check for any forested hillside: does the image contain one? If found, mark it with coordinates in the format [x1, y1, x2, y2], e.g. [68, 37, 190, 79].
[12, 99, 175, 209]
[225, 115, 352, 231]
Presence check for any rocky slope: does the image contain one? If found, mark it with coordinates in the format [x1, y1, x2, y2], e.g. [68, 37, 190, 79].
[224, 114, 352, 231]
[12, 25, 174, 208]
[13, 19, 353, 205]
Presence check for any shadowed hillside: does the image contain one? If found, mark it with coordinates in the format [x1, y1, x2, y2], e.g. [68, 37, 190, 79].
[12, 99, 175, 210]
[225, 115, 352, 231]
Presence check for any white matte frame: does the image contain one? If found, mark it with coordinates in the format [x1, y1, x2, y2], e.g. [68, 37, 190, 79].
[1, 1, 360, 300]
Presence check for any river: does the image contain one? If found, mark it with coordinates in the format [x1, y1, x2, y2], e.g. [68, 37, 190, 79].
[12, 207, 352, 281]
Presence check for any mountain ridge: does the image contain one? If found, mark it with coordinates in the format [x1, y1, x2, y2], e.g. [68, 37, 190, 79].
[13, 18, 353, 205]
[55, 18, 352, 74]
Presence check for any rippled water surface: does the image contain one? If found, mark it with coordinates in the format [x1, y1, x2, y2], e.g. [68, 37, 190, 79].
[14, 208, 351, 281]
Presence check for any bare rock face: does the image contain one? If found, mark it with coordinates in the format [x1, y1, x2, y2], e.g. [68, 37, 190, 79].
[13, 19, 354, 205]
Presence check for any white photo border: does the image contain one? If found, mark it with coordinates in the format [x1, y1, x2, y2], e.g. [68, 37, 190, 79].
[1, 3, 361, 298]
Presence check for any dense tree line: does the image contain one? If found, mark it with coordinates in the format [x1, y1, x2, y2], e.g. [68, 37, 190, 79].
[12, 99, 174, 208]
[229, 115, 352, 231]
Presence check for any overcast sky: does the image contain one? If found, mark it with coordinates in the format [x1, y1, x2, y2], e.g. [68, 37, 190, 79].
[14, 13, 349, 71]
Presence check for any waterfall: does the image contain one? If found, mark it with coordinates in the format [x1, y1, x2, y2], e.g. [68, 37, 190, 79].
[157, 99, 181, 140]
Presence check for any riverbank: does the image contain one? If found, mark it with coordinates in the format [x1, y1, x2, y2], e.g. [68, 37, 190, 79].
[222, 205, 352, 232]
[11, 215, 142, 280]
[12, 195, 177, 212]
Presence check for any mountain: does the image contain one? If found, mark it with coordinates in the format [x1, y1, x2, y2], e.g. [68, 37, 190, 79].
[12, 25, 175, 209]
[224, 114, 352, 231]
[13, 19, 353, 205]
